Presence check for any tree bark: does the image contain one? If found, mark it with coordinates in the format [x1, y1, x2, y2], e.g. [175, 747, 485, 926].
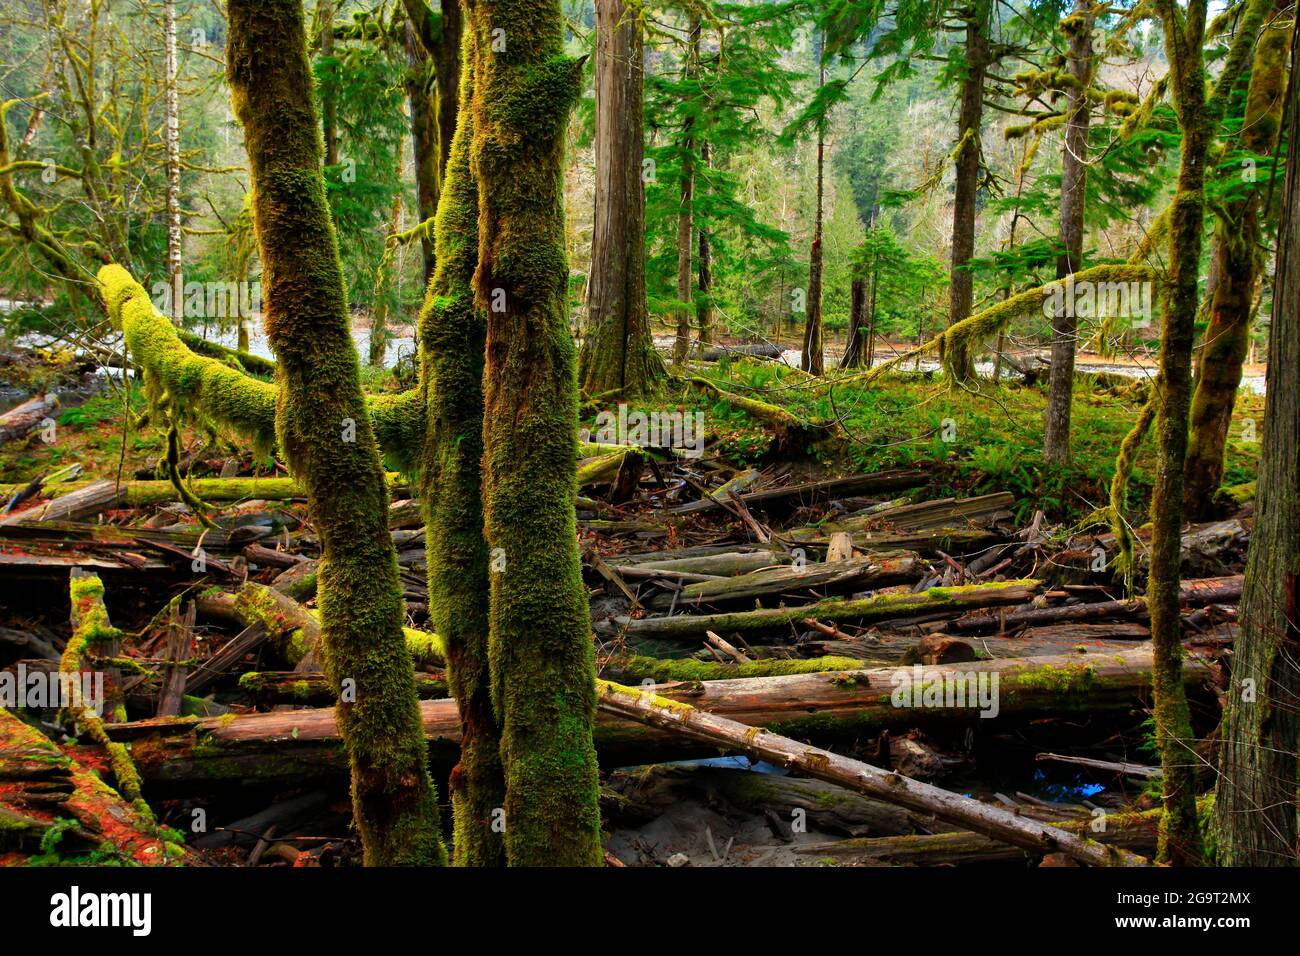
[672, 17, 700, 366]
[468, 0, 603, 866]
[225, 0, 446, 866]
[840, 276, 867, 369]
[1147, 0, 1212, 865]
[800, 42, 826, 376]
[579, 0, 663, 396]
[946, 10, 989, 383]
[164, 0, 182, 325]
[416, 20, 505, 867]
[1215, 15, 1300, 866]
[1185, 4, 1290, 513]
[1043, 0, 1094, 464]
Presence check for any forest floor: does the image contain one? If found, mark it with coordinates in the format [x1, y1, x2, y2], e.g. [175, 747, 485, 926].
[0, 342, 1255, 866]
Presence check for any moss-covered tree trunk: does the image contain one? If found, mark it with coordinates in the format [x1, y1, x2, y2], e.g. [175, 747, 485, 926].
[698, 140, 713, 348]
[579, 0, 663, 397]
[1184, 5, 1290, 514]
[946, 8, 989, 384]
[467, 0, 603, 866]
[1043, 0, 1094, 464]
[1215, 16, 1300, 866]
[226, 0, 446, 866]
[1147, 0, 1211, 866]
[417, 21, 506, 867]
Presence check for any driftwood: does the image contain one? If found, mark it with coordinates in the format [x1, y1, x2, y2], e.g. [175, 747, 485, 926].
[667, 470, 928, 515]
[593, 679, 1149, 866]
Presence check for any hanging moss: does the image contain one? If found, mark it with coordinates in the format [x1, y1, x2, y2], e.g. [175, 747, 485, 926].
[468, 0, 603, 867]
[417, 22, 506, 868]
[226, 0, 445, 867]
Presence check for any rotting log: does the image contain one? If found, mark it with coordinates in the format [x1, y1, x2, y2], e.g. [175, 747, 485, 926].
[592, 679, 1150, 866]
[644, 551, 923, 610]
[609, 580, 1041, 641]
[103, 646, 1210, 786]
[793, 805, 1173, 865]
[0, 393, 57, 445]
[0, 707, 186, 864]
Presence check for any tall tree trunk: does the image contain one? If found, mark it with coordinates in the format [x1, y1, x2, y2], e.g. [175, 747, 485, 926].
[840, 275, 867, 369]
[1148, 0, 1211, 865]
[1215, 19, 1300, 867]
[697, 140, 713, 348]
[320, 0, 339, 168]
[800, 42, 826, 375]
[672, 17, 700, 366]
[468, 0, 603, 866]
[946, 10, 989, 383]
[418, 22, 505, 867]
[1185, 4, 1290, 513]
[368, 189, 403, 368]
[1043, 0, 1094, 464]
[403, 0, 463, 283]
[226, 0, 446, 866]
[580, 0, 663, 396]
[164, 0, 182, 324]
[405, 19, 440, 280]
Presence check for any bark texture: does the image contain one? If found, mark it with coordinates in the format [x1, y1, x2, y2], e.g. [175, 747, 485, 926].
[579, 0, 663, 396]
[468, 0, 604, 866]
[417, 21, 505, 867]
[226, 0, 446, 866]
[1215, 16, 1300, 866]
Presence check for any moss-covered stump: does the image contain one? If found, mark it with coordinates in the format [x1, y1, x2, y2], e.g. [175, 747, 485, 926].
[225, 0, 444, 866]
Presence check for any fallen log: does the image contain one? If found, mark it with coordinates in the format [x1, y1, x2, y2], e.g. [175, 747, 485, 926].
[0, 393, 57, 446]
[644, 551, 923, 610]
[949, 575, 1243, 634]
[667, 470, 928, 515]
[687, 375, 833, 454]
[1035, 752, 1162, 780]
[791, 493, 1016, 543]
[793, 806, 1168, 865]
[0, 707, 186, 863]
[592, 679, 1149, 866]
[610, 580, 1041, 641]
[103, 645, 1209, 785]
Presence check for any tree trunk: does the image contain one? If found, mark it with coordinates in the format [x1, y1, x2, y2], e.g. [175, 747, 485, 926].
[672, 17, 700, 366]
[580, 0, 663, 396]
[404, 19, 440, 281]
[1147, 0, 1211, 865]
[840, 276, 867, 368]
[468, 0, 603, 866]
[368, 188, 403, 367]
[164, 0, 182, 324]
[1185, 5, 1290, 514]
[946, 11, 989, 383]
[800, 44, 826, 376]
[225, 0, 446, 866]
[416, 21, 505, 867]
[1215, 15, 1300, 866]
[697, 139, 713, 347]
[1043, 0, 1094, 464]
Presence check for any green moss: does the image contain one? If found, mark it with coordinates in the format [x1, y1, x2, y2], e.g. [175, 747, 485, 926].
[225, 0, 445, 867]
[606, 655, 868, 683]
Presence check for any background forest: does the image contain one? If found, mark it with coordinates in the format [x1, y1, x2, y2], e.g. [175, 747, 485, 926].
[0, 0, 1295, 875]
